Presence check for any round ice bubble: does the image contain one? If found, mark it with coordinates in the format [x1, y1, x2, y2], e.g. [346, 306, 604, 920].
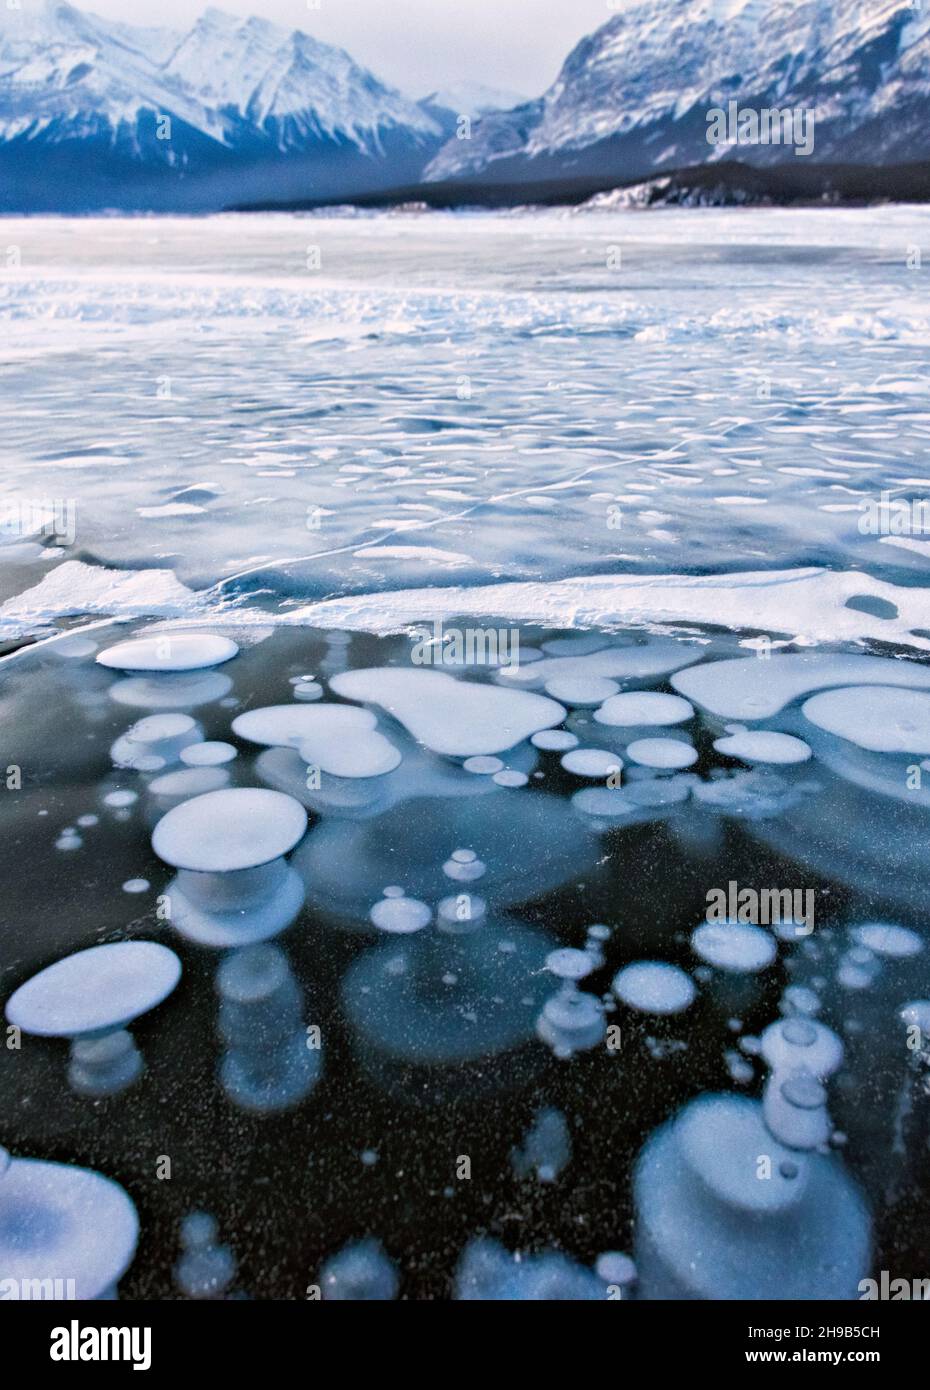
[0, 1152, 138, 1299]
[6, 941, 181, 1038]
[561, 748, 622, 779]
[97, 633, 238, 671]
[180, 741, 238, 767]
[691, 921, 776, 974]
[153, 788, 307, 872]
[370, 895, 432, 934]
[802, 685, 930, 754]
[612, 961, 696, 1015]
[626, 738, 697, 770]
[493, 769, 528, 788]
[321, 1239, 398, 1300]
[850, 922, 923, 959]
[544, 675, 620, 708]
[595, 692, 693, 727]
[713, 730, 812, 765]
[532, 730, 579, 752]
[546, 948, 595, 981]
[760, 1017, 844, 1079]
[763, 1072, 831, 1151]
[111, 713, 202, 770]
[464, 756, 504, 775]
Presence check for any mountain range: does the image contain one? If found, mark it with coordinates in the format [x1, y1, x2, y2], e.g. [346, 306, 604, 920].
[1, 0, 928, 211]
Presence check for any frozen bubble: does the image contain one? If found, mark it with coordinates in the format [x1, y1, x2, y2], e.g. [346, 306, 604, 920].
[455, 1237, 603, 1300]
[595, 692, 693, 727]
[148, 765, 230, 813]
[760, 1017, 844, 1078]
[103, 789, 138, 808]
[627, 738, 697, 769]
[6, 941, 181, 1038]
[233, 704, 400, 777]
[544, 675, 620, 708]
[674, 652, 930, 720]
[383, 885, 405, 897]
[493, 769, 528, 787]
[764, 1072, 831, 1151]
[321, 1239, 398, 1300]
[122, 878, 150, 894]
[713, 730, 812, 765]
[55, 834, 82, 851]
[531, 729, 579, 751]
[499, 639, 702, 691]
[571, 787, 633, 819]
[691, 921, 777, 974]
[108, 671, 232, 711]
[180, 741, 238, 767]
[153, 788, 307, 872]
[97, 633, 238, 672]
[76, 814, 99, 827]
[464, 755, 503, 775]
[330, 667, 565, 757]
[293, 681, 323, 701]
[587, 923, 612, 942]
[595, 1251, 637, 1286]
[511, 1107, 571, 1183]
[781, 985, 822, 1018]
[0, 1154, 138, 1299]
[110, 713, 202, 770]
[443, 850, 486, 882]
[370, 895, 432, 934]
[899, 999, 930, 1033]
[561, 748, 623, 779]
[452, 849, 476, 863]
[612, 961, 696, 1015]
[802, 685, 930, 754]
[850, 922, 923, 959]
[546, 948, 595, 981]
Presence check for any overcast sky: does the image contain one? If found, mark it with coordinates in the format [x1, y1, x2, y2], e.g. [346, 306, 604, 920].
[81, 0, 616, 98]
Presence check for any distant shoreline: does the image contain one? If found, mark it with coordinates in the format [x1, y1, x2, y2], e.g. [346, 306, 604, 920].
[228, 159, 930, 214]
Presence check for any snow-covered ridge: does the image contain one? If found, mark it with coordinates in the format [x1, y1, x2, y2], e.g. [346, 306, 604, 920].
[0, 0, 439, 157]
[5, 563, 930, 657]
[426, 0, 930, 182]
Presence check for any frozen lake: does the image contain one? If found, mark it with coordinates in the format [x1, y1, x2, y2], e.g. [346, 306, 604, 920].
[1, 208, 929, 1301]
[1, 207, 930, 619]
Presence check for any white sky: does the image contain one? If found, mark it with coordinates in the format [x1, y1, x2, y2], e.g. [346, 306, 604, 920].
[80, 0, 617, 99]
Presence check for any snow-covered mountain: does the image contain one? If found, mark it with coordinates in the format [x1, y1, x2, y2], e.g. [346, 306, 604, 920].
[0, 2, 444, 209]
[426, 0, 930, 185]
